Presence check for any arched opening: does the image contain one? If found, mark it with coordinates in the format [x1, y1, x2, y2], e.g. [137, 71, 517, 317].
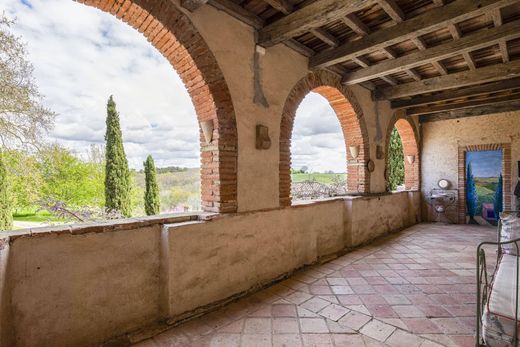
[279, 71, 370, 206]
[291, 93, 347, 201]
[385, 116, 420, 191]
[68, 0, 239, 213]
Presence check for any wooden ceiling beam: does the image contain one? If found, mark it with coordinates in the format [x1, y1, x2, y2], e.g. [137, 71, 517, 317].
[181, 0, 209, 11]
[309, 0, 516, 69]
[258, 0, 377, 46]
[208, 0, 264, 29]
[310, 28, 340, 47]
[392, 78, 520, 108]
[491, 8, 511, 63]
[378, 0, 405, 23]
[419, 99, 520, 123]
[377, 59, 520, 100]
[261, 0, 294, 15]
[342, 21, 520, 85]
[448, 23, 477, 70]
[412, 37, 448, 75]
[284, 39, 316, 57]
[407, 93, 520, 115]
[342, 13, 370, 36]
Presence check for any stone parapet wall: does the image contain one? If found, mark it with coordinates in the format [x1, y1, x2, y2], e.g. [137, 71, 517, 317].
[0, 192, 419, 347]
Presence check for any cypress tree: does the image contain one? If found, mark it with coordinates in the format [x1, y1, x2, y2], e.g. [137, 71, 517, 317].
[466, 162, 478, 224]
[387, 127, 405, 191]
[494, 174, 503, 219]
[104, 96, 132, 217]
[144, 155, 160, 216]
[0, 150, 13, 230]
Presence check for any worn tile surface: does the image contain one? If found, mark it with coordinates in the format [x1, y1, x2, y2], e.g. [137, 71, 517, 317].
[132, 223, 496, 346]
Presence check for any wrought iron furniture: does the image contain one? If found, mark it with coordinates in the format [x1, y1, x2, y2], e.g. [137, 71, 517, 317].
[476, 211, 520, 347]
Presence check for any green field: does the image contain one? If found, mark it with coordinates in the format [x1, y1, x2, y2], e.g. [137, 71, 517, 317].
[13, 210, 60, 223]
[474, 177, 499, 213]
[291, 173, 344, 184]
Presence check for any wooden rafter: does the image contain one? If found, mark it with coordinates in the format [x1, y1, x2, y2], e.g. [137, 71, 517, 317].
[391, 78, 520, 108]
[310, 28, 340, 47]
[208, 0, 264, 29]
[309, 0, 516, 69]
[406, 93, 520, 115]
[261, 0, 293, 15]
[419, 99, 520, 123]
[378, 0, 405, 23]
[258, 0, 378, 46]
[411, 37, 447, 75]
[377, 59, 520, 99]
[342, 13, 370, 36]
[181, 0, 208, 11]
[492, 8, 511, 63]
[342, 21, 520, 85]
[448, 23, 477, 70]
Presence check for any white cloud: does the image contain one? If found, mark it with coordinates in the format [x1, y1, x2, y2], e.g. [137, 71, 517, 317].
[1, 0, 199, 169]
[292, 93, 347, 173]
[1, 0, 347, 173]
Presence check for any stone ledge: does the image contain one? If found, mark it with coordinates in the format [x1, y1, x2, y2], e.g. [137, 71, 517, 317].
[2, 213, 201, 243]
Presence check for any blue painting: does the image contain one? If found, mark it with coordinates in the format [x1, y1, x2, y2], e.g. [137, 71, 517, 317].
[465, 150, 503, 225]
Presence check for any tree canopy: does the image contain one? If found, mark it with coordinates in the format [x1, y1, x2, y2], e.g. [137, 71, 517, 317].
[0, 15, 55, 149]
[387, 127, 405, 191]
[144, 155, 160, 216]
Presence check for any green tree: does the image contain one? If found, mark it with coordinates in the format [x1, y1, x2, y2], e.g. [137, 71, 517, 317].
[466, 162, 478, 224]
[144, 155, 160, 215]
[5, 150, 43, 212]
[494, 174, 503, 219]
[0, 150, 13, 230]
[39, 145, 104, 207]
[387, 127, 405, 191]
[0, 15, 55, 148]
[104, 96, 131, 217]
[167, 186, 191, 209]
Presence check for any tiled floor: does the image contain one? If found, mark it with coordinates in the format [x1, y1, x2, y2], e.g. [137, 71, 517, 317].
[133, 223, 497, 347]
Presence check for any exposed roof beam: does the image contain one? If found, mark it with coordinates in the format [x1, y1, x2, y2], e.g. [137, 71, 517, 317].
[284, 39, 316, 57]
[309, 0, 516, 69]
[491, 8, 511, 63]
[419, 99, 520, 123]
[208, 0, 264, 29]
[412, 37, 448, 75]
[391, 77, 520, 108]
[342, 13, 370, 36]
[378, 0, 405, 23]
[342, 21, 520, 85]
[261, 0, 294, 15]
[381, 75, 398, 85]
[448, 23, 477, 70]
[257, 0, 377, 46]
[377, 59, 520, 99]
[406, 69, 422, 81]
[181, 0, 209, 11]
[407, 93, 520, 115]
[432, 0, 445, 6]
[310, 28, 340, 47]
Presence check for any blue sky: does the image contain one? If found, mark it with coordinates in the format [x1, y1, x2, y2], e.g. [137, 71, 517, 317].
[466, 150, 502, 177]
[2, 0, 346, 172]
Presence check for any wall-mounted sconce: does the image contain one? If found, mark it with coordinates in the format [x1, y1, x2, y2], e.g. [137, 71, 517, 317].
[349, 145, 360, 159]
[200, 120, 214, 144]
[256, 124, 271, 150]
[406, 155, 415, 165]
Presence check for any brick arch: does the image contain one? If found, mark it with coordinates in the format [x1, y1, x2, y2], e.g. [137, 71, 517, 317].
[279, 71, 370, 206]
[76, 0, 237, 213]
[384, 113, 420, 191]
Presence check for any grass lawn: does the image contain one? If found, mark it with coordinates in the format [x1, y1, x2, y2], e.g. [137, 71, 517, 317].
[291, 173, 344, 184]
[13, 210, 61, 223]
[474, 177, 499, 213]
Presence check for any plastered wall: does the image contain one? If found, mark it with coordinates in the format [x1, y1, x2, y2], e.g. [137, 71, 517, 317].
[178, 3, 397, 211]
[421, 111, 520, 221]
[0, 193, 419, 347]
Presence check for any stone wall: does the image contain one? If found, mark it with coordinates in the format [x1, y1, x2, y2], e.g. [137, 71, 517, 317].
[0, 193, 419, 347]
[421, 111, 520, 222]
